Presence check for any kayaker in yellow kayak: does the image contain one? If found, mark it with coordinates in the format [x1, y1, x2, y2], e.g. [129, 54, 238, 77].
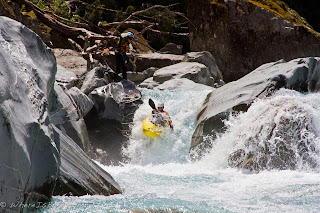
[151, 102, 174, 130]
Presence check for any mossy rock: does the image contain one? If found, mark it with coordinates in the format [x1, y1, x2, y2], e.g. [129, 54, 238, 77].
[247, 0, 320, 39]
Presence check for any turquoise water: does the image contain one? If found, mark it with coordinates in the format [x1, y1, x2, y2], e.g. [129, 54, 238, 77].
[42, 89, 320, 213]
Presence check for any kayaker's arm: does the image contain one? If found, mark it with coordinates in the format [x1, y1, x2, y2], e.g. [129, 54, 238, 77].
[168, 120, 173, 130]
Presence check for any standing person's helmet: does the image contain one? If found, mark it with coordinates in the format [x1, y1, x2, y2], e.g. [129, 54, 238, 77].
[158, 103, 164, 108]
[127, 32, 134, 39]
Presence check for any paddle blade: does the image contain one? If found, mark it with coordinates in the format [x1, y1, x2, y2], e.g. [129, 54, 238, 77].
[148, 98, 156, 109]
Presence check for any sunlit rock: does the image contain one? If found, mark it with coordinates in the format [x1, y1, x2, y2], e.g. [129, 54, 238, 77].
[87, 80, 143, 165]
[0, 16, 58, 211]
[56, 65, 78, 90]
[156, 78, 214, 91]
[191, 57, 320, 164]
[80, 66, 110, 95]
[183, 51, 223, 82]
[51, 84, 91, 154]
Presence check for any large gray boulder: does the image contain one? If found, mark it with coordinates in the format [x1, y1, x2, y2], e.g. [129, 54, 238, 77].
[191, 57, 320, 168]
[183, 51, 223, 82]
[56, 65, 78, 90]
[0, 17, 121, 213]
[143, 62, 214, 87]
[86, 79, 143, 165]
[187, 0, 320, 82]
[89, 79, 143, 123]
[156, 78, 214, 91]
[80, 66, 110, 95]
[0, 16, 59, 211]
[51, 84, 92, 154]
[52, 126, 122, 196]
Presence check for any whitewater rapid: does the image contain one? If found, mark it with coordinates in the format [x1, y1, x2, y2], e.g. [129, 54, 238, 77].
[42, 88, 320, 213]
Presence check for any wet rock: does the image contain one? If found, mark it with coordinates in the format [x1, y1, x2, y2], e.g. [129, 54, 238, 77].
[66, 87, 94, 118]
[191, 57, 320, 159]
[52, 126, 122, 196]
[51, 84, 91, 154]
[89, 79, 143, 123]
[0, 16, 59, 212]
[86, 80, 142, 165]
[0, 17, 121, 212]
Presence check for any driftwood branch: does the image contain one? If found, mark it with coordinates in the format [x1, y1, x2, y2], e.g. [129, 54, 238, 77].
[145, 29, 189, 37]
[11, 0, 190, 71]
[113, 3, 179, 35]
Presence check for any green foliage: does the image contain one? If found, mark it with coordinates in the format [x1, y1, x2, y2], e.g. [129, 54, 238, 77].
[29, 0, 47, 10]
[53, 0, 69, 19]
[85, 0, 103, 24]
[146, 8, 177, 32]
[125, 5, 135, 14]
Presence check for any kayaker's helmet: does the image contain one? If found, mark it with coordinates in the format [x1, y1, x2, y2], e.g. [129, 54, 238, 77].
[158, 103, 164, 108]
[127, 32, 134, 39]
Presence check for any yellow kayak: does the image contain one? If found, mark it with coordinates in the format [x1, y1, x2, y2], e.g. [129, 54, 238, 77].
[142, 116, 166, 138]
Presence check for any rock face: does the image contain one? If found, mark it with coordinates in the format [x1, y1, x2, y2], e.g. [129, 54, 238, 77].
[80, 66, 110, 95]
[140, 62, 214, 88]
[86, 79, 143, 165]
[187, 0, 320, 82]
[183, 51, 223, 82]
[52, 84, 92, 154]
[156, 78, 215, 91]
[52, 126, 122, 196]
[0, 16, 59, 211]
[0, 16, 121, 211]
[191, 57, 320, 165]
[89, 80, 143, 123]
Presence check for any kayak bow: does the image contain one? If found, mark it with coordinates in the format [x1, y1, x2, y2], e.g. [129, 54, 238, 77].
[142, 116, 164, 138]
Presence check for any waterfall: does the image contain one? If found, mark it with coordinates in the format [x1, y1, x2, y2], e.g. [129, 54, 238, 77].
[199, 89, 320, 171]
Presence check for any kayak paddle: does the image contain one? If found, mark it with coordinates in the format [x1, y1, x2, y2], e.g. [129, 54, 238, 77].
[148, 98, 156, 110]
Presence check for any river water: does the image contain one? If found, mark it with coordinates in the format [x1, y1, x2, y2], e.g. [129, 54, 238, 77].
[42, 88, 320, 213]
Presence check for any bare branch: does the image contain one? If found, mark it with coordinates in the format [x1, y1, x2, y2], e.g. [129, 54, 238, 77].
[145, 29, 189, 37]
[113, 3, 179, 35]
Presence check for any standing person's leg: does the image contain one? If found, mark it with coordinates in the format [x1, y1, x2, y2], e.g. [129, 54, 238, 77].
[121, 52, 129, 80]
[115, 52, 122, 76]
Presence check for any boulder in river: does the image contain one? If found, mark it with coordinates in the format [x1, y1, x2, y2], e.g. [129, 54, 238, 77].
[86, 79, 143, 165]
[191, 57, 320, 168]
[140, 62, 214, 88]
[52, 126, 122, 196]
[0, 16, 121, 212]
[0, 16, 59, 211]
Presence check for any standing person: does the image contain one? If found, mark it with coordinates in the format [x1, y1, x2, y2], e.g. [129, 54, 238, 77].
[115, 31, 134, 80]
[152, 102, 174, 130]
